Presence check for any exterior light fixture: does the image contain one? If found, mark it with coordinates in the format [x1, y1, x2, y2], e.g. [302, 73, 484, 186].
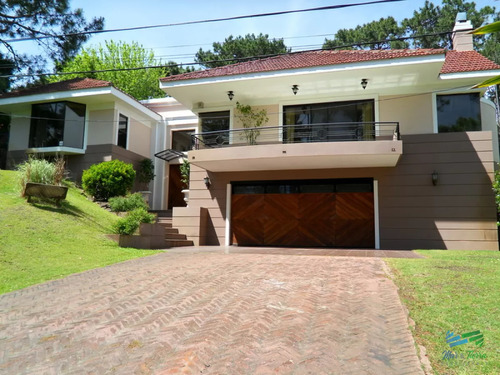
[361, 79, 368, 90]
[292, 85, 299, 95]
[227, 91, 234, 101]
[204, 176, 211, 188]
[432, 171, 438, 186]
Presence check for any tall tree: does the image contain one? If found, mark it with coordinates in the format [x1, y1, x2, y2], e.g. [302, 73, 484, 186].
[51, 41, 191, 100]
[0, 0, 104, 91]
[322, 0, 498, 63]
[323, 17, 408, 50]
[195, 33, 290, 68]
[401, 0, 496, 50]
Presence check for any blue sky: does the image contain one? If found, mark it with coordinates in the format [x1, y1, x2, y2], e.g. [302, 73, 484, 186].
[7, 0, 500, 67]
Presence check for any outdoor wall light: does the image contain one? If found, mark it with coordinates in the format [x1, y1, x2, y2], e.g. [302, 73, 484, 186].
[432, 171, 439, 186]
[292, 84, 299, 95]
[361, 78, 368, 90]
[204, 176, 211, 188]
[227, 91, 234, 101]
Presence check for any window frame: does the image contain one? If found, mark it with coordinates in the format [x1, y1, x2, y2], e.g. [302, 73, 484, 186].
[117, 113, 129, 149]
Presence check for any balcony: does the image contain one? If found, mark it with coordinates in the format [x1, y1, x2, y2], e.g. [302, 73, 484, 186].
[186, 122, 403, 172]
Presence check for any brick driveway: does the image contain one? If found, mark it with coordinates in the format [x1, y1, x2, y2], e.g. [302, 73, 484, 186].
[0, 251, 424, 375]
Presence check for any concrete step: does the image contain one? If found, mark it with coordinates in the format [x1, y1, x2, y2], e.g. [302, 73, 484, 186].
[150, 210, 172, 218]
[166, 233, 188, 240]
[166, 239, 194, 247]
[164, 228, 179, 235]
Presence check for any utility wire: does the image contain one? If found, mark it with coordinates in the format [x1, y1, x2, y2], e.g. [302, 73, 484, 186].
[3, 0, 404, 43]
[0, 30, 454, 79]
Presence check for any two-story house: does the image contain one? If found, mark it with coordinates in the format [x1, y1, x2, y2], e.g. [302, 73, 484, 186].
[158, 18, 500, 250]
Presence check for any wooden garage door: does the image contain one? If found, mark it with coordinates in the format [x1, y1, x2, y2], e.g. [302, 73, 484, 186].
[232, 179, 374, 248]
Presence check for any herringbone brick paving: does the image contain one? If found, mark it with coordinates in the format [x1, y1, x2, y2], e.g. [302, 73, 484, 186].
[0, 252, 424, 374]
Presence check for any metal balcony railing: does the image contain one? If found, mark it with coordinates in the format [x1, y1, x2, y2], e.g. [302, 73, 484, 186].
[191, 122, 400, 149]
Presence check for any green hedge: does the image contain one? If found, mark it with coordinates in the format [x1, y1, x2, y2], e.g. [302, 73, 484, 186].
[82, 160, 135, 201]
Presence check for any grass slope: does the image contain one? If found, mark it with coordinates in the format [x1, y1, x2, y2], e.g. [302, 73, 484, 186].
[387, 251, 500, 375]
[0, 170, 161, 294]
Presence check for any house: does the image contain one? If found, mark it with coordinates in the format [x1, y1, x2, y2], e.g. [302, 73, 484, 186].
[0, 78, 162, 193]
[158, 17, 500, 250]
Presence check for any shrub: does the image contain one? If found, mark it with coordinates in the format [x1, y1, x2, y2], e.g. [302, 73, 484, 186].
[109, 193, 148, 212]
[180, 158, 190, 189]
[137, 158, 155, 188]
[112, 208, 156, 235]
[82, 160, 136, 201]
[17, 157, 66, 196]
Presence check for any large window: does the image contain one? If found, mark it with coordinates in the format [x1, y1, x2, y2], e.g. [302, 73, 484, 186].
[283, 100, 374, 143]
[171, 129, 194, 151]
[117, 114, 128, 148]
[199, 111, 230, 146]
[29, 101, 86, 148]
[437, 93, 481, 133]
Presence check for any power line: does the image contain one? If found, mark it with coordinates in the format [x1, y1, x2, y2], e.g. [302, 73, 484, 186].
[3, 0, 405, 43]
[0, 30, 454, 79]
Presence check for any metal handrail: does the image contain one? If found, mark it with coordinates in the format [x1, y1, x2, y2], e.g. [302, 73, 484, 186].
[191, 122, 400, 150]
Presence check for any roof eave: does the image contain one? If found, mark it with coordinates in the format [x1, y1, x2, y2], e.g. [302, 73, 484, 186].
[439, 69, 500, 80]
[160, 54, 446, 90]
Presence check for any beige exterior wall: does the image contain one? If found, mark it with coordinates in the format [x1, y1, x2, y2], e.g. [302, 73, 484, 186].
[7, 105, 31, 151]
[87, 109, 115, 146]
[128, 117, 151, 158]
[176, 131, 498, 250]
[379, 94, 434, 135]
[480, 99, 499, 163]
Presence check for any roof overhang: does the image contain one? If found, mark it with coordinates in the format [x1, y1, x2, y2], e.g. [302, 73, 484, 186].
[160, 54, 446, 109]
[0, 87, 162, 121]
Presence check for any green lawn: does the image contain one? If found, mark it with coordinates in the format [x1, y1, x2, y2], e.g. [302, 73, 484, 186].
[0, 169, 162, 294]
[387, 251, 500, 375]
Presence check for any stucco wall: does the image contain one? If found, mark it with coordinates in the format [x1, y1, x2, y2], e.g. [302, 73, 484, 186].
[176, 131, 498, 250]
[379, 94, 434, 135]
[87, 109, 115, 146]
[7, 105, 31, 151]
[128, 118, 151, 158]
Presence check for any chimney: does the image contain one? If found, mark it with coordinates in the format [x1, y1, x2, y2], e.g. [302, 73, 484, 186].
[452, 12, 474, 51]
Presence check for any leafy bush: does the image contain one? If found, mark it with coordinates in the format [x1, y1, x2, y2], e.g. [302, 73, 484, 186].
[493, 167, 500, 226]
[17, 157, 65, 196]
[137, 158, 155, 186]
[180, 158, 190, 189]
[112, 208, 156, 235]
[81, 160, 136, 201]
[109, 193, 148, 212]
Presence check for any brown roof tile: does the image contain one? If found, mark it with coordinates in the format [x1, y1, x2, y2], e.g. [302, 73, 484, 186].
[0, 78, 113, 99]
[161, 49, 446, 83]
[440, 50, 500, 74]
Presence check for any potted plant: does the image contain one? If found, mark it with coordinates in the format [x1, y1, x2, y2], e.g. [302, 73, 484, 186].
[236, 102, 269, 145]
[136, 158, 155, 205]
[18, 157, 69, 206]
[180, 158, 190, 206]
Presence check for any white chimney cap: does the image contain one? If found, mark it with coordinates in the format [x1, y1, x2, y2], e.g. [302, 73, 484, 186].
[456, 12, 467, 22]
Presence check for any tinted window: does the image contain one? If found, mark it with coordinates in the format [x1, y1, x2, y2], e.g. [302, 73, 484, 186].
[437, 94, 481, 133]
[199, 111, 230, 146]
[172, 129, 194, 151]
[29, 101, 85, 148]
[117, 114, 128, 148]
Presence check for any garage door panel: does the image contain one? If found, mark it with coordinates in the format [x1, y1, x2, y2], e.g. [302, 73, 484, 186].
[232, 194, 265, 245]
[263, 195, 300, 246]
[336, 193, 374, 247]
[298, 193, 336, 247]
